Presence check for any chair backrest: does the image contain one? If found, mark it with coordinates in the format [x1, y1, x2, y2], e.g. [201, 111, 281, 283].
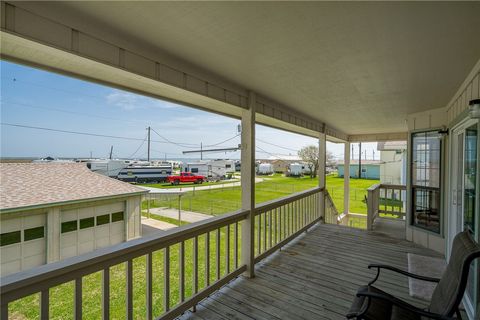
[429, 230, 480, 316]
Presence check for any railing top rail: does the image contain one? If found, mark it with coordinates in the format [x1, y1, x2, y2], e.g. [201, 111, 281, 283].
[0, 209, 249, 302]
[367, 184, 382, 192]
[379, 184, 406, 190]
[254, 187, 323, 215]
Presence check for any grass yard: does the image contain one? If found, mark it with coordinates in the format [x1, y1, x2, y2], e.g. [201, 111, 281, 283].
[144, 174, 379, 216]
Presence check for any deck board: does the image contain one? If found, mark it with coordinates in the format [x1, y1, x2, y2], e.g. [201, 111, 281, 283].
[178, 223, 443, 320]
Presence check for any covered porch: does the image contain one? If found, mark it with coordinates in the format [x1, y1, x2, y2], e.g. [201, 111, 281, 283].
[179, 223, 437, 320]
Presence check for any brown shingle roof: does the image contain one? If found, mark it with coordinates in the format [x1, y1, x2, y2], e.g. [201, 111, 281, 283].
[0, 163, 146, 211]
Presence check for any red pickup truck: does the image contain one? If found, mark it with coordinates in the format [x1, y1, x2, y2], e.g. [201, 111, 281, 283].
[167, 172, 206, 185]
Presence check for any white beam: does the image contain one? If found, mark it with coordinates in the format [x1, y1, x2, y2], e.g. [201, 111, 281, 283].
[240, 91, 256, 278]
[343, 142, 350, 215]
[318, 132, 326, 222]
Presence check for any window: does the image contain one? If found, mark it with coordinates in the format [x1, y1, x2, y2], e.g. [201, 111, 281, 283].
[0, 231, 21, 246]
[411, 131, 442, 233]
[24, 226, 44, 241]
[96, 214, 110, 226]
[61, 220, 78, 233]
[112, 212, 124, 222]
[80, 217, 95, 229]
[225, 164, 231, 168]
[191, 168, 199, 173]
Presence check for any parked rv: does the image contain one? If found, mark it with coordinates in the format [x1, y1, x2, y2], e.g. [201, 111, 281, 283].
[288, 163, 303, 177]
[257, 163, 273, 175]
[117, 164, 173, 183]
[76, 159, 128, 178]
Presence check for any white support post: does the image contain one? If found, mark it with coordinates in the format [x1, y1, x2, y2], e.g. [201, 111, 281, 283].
[318, 132, 326, 222]
[241, 91, 256, 278]
[46, 207, 61, 263]
[344, 142, 350, 215]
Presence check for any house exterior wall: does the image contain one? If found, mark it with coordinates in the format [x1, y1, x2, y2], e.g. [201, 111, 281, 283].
[0, 195, 142, 277]
[337, 164, 380, 179]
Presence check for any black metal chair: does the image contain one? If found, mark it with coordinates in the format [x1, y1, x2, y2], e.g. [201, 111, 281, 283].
[347, 230, 480, 320]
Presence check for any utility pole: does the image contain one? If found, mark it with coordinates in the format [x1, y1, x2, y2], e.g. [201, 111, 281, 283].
[351, 144, 354, 160]
[109, 146, 113, 160]
[358, 142, 362, 179]
[90, 151, 93, 159]
[200, 142, 203, 160]
[147, 126, 151, 162]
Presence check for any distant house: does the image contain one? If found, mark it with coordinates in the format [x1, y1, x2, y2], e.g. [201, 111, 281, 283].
[377, 141, 407, 185]
[337, 160, 384, 179]
[259, 155, 303, 174]
[0, 163, 147, 277]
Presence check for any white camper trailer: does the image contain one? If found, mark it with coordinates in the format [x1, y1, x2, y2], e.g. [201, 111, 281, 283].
[288, 163, 303, 177]
[209, 159, 236, 179]
[77, 159, 128, 178]
[257, 163, 273, 175]
[183, 162, 210, 177]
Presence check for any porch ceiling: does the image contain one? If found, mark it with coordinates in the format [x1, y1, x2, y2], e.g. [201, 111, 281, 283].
[6, 2, 480, 135]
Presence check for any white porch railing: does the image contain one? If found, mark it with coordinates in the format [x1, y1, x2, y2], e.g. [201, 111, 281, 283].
[367, 184, 406, 230]
[0, 187, 323, 320]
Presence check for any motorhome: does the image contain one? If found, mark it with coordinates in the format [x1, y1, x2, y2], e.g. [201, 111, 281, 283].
[257, 163, 273, 175]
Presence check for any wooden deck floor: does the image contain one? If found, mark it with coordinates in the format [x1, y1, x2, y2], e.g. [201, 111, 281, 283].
[178, 223, 443, 320]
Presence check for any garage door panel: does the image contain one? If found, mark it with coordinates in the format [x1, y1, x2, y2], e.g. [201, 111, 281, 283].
[61, 245, 77, 259]
[23, 253, 45, 269]
[0, 244, 21, 263]
[95, 237, 110, 249]
[78, 228, 94, 240]
[78, 207, 94, 219]
[62, 209, 78, 222]
[61, 232, 77, 246]
[110, 222, 124, 236]
[78, 241, 94, 255]
[110, 234, 124, 245]
[1, 218, 21, 233]
[23, 214, 46, 228]
[23, 239, 45, 256]
[1, 260, 21, 277]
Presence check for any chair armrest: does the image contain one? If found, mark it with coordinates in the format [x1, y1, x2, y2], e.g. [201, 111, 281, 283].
[368, 264, 441, 285]
[356, 288, 453, 320]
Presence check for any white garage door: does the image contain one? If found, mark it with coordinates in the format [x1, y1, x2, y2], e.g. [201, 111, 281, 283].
[0, 213, 46, 277]
[60, 202, 125, 260]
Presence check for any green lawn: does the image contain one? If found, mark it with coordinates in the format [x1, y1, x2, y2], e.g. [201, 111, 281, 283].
[144, 174, 379, 216]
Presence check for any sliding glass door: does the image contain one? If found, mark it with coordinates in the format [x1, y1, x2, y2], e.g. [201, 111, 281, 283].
[449, 119, 478, 319]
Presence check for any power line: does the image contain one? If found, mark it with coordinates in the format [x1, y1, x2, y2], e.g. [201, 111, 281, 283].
[256, 138, 298, 152]
[204, 133, 241, 147]
[127, 134, 148, 159]
[150, 127, 198, 148]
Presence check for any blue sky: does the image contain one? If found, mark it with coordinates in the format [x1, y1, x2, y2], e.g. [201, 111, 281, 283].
[1, 60, 377, 160]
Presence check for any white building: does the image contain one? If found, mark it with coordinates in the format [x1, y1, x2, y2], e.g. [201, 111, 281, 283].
[0, 163, 146, 277]
[377, 141, 407, 185]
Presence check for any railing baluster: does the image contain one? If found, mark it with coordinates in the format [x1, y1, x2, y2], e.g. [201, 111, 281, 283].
[205, 232, 210, 287]
[216, 229, 220, 280]
[1, 303, 7, 320]
[234, 222, 238, 269]
[225, 224, 230, 274]
[193, 236, 198, 294]
[102, 268, 110, 320]
[283, 204, 287, 239]
[40, 289, 49, 320]
[257, 214, 262, 254]
[263, 211, 267, 252]
[269, 209, 273, 248]
[275, 207, 279, 244]
[146, 253, 152, 320]
[126, 260, 133, 320]
[180, 241, 185, 302]
[75, 277, 82, 320]
[164, 246, 170, 312]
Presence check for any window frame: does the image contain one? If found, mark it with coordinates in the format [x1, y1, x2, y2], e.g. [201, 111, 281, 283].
[410, 129, 443, 234]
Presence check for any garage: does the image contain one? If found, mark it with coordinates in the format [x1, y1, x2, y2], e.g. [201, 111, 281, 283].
[0, 162, 147, 277]
[60, 202, 126, 259]
[0, 212, 46, 276]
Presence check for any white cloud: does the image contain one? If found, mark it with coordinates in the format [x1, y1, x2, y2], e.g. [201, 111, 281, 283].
[106, 90, 179, 111]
